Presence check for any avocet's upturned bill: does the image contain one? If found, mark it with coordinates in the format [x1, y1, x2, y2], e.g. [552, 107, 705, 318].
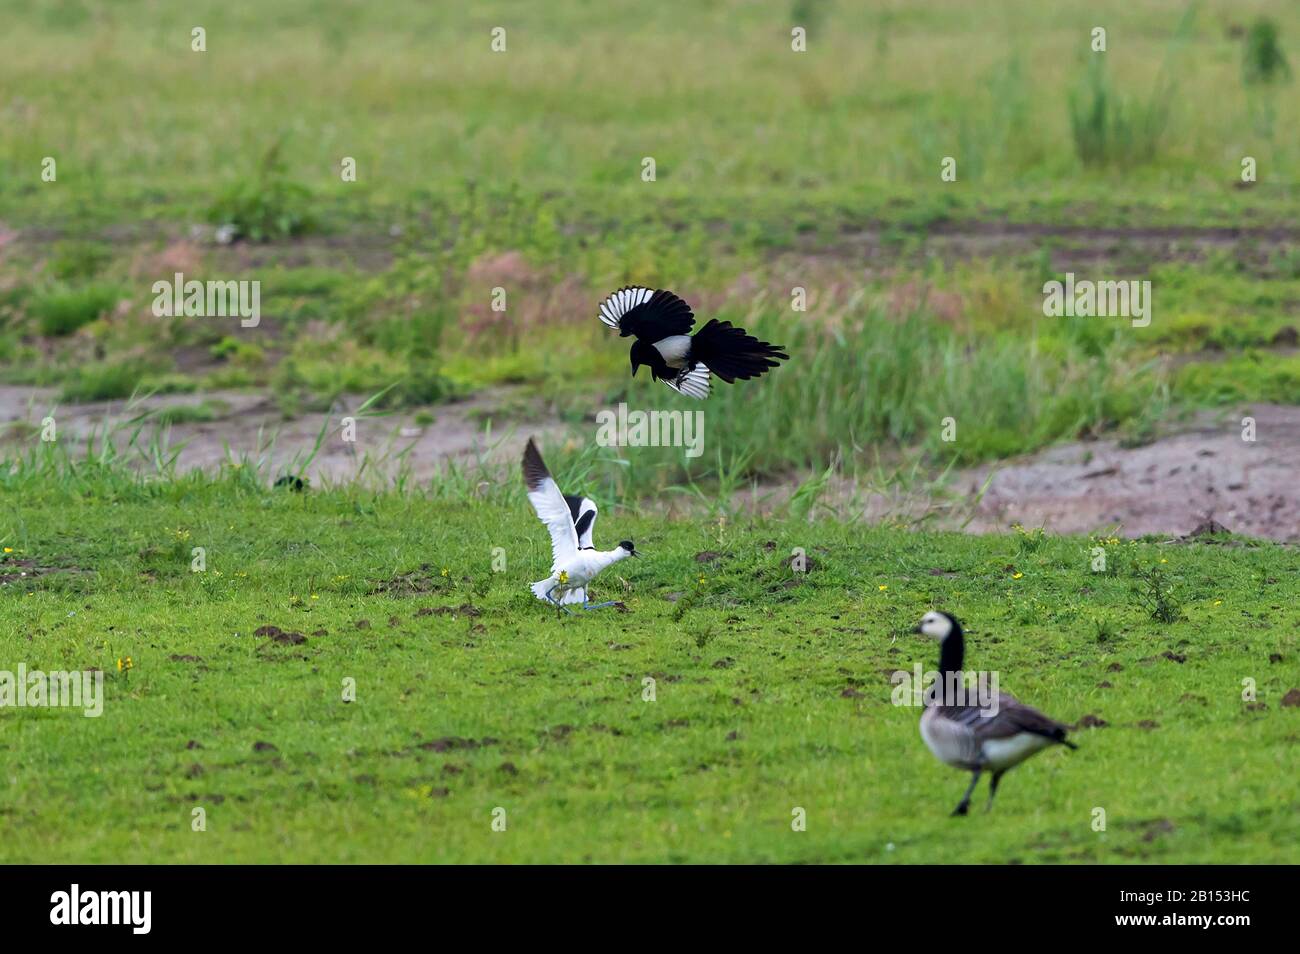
[521, 437, 638, 612]
[915, 611, 1078, 816]
[596, 286, 788, 400]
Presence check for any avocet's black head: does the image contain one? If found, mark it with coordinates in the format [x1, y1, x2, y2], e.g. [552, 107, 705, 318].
[915, 611, 960, 640]
[619, 540, 640, 557]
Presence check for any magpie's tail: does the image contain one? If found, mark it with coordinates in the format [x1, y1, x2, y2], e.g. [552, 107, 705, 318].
[690, 319, 788, 384]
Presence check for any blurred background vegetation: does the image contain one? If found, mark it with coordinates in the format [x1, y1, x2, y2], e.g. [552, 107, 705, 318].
[0, 0, 1297, 500]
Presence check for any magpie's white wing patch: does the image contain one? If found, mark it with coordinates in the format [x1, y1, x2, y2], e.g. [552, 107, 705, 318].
[598, 286, 695, 340]
[664, 365, 711, 400]
[597, 286, 654, 330]
[522, 439, 578, 569]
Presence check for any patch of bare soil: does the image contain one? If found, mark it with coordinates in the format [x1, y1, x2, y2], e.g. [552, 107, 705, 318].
[810, 221, 1300, 275]
[956, 405, 1300, 541]
[740, 406, 1300, 541]
[5, 223, 400, 273]
[0, 556, 90, 586]
[0, 384, 562, 486]
[1, 378, 1297, 541]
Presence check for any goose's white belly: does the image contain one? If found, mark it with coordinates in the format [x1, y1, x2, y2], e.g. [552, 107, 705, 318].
[980, 733, 1052, 771]
[920, 708, 1051, 772]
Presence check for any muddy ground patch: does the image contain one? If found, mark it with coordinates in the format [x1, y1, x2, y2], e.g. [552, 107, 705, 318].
[2, 384, 1295, 541]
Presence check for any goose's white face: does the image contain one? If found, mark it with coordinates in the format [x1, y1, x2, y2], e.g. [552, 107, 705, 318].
[917, 612, 953, 640]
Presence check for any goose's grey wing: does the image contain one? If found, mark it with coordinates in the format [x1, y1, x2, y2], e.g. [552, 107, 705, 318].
[950, 693, 1073, 744]
[974, 696, 1074, 744]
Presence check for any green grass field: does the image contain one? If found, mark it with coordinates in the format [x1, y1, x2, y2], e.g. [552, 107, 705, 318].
[1, 1, 1299, 865]
[1, 477, 1296, 863]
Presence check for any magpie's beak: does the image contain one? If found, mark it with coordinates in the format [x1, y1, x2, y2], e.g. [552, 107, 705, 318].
[912, 624, 924, 634]
[631, 549, 641, 558]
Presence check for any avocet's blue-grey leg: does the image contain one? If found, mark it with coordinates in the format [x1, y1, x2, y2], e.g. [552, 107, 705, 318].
[577, 585, 619, 610]
[545, 584, 576, 615]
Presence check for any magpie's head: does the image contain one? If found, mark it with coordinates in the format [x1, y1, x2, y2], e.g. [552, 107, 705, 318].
[629, 340, 654, 378]
[618, 540, 640, 557]
[915, 610, 958, 641]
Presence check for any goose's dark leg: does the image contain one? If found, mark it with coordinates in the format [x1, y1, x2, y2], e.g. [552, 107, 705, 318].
[953, 769, 981, 816]
[985, 770, 1006, 813]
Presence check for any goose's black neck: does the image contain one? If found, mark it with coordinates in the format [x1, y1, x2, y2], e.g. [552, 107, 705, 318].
[937, 620, 965, 678]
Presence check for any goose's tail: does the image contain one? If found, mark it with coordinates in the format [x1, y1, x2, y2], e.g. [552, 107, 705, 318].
[531, 579, 586, 605]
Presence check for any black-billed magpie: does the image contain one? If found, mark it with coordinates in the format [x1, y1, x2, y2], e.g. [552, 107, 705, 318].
[597, 287, 788, 399]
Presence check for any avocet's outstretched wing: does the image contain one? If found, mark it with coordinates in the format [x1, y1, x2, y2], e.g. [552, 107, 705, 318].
[597, 286, 695, 340]
[564, 494, 598, 549]
[522, 438, 578, 571]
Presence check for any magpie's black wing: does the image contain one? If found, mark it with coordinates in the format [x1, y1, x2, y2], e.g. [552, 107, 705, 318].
[597, 286, 695, 340]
